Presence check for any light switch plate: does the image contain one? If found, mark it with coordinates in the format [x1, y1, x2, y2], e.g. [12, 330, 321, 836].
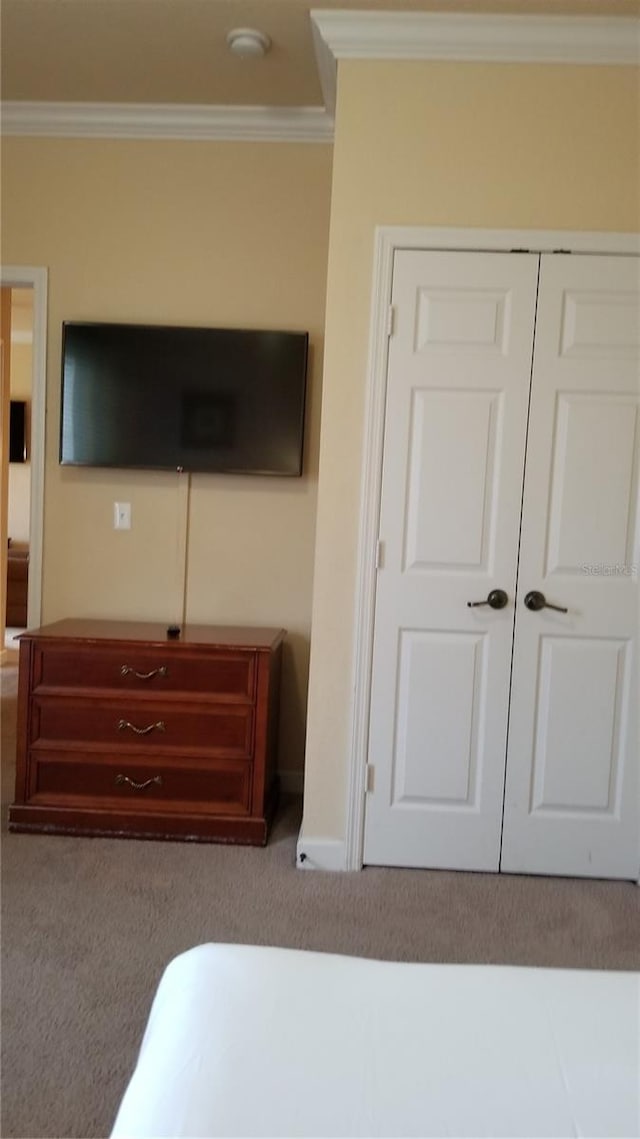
[113, 502, 131, 530]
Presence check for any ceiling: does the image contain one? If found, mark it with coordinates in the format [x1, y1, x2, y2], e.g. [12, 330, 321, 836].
[2, 0, 639, 109]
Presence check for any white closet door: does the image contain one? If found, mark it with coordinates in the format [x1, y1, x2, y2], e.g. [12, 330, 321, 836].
[363, 250, 539, 870]
[501, 254, 640, 879]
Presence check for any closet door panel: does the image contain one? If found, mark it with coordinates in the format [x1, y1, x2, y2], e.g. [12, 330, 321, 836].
[363, 250, 539, 871]
[501, 254, 639, 879]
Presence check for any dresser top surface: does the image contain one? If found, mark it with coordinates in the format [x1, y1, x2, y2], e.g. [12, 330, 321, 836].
[19, 619, 286, 651]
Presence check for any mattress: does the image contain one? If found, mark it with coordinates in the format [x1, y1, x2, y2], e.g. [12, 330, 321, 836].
[111, 943, 640, 1138]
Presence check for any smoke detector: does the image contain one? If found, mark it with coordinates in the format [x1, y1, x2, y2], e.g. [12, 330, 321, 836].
[226, 28, 271, 57]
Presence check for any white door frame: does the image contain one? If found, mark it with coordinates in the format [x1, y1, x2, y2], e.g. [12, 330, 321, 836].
[346, 227, 640, 872]
[1, 266, 48, 631]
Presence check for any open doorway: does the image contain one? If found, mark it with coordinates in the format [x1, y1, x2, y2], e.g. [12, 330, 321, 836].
[5, 289, 33, 653]
[1, 268, 47, 665]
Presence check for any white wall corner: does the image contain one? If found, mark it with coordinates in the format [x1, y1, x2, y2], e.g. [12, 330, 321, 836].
[343, 226, 397, 876]
[296, 829, 347, 871]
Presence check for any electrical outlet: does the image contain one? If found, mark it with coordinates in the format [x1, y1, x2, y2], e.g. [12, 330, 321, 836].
[113, 502, 131, 530]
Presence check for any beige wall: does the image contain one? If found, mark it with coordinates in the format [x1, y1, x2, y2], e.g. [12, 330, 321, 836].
[2, 136, 333, 776]
[303, 60, 640, 841]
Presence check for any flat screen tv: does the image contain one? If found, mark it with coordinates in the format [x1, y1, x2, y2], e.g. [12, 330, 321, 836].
[59, 321, 309, 476]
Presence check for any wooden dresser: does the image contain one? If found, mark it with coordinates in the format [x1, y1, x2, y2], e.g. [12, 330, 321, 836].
[8, 619, 284, 845]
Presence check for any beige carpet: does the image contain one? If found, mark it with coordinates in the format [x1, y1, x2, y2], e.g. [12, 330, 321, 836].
[1, 662, 639, 1139]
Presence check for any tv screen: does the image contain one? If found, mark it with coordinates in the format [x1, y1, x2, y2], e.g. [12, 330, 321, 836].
[59, 321, 309, 476]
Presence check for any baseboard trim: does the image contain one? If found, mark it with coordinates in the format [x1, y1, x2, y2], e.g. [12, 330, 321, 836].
[296, 831, 346, 871]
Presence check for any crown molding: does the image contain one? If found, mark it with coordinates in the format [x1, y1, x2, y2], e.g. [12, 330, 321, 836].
[311, 11, 640, 64]
[3, 14, 636, 140]
[1, 101, 334, 143]
[311, 17, 339, 119]
[311, 10, 640, 112]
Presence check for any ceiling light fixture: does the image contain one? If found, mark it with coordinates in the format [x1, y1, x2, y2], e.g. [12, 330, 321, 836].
[226, 28, 271, 58]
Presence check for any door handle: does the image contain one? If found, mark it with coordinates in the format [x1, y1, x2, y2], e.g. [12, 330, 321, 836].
[467, 589, 508, 610]
[524, 590, 568, 613]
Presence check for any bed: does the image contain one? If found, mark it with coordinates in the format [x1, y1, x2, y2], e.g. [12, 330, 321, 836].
[111, 943, 639, 1138]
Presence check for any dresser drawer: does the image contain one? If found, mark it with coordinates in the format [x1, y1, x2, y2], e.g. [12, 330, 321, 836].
[33, 645, 255, 701]
[31, 696, 253, 757]
[28, 753, 251, 815]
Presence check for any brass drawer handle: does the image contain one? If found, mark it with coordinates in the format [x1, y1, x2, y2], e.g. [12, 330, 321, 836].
[117, 719, 165, 735]
[120, 665, 168, 680]
[115, 774, 162, 791]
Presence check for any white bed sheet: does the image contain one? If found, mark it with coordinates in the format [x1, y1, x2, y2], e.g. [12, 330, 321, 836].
[111, 943, 640, 1138]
